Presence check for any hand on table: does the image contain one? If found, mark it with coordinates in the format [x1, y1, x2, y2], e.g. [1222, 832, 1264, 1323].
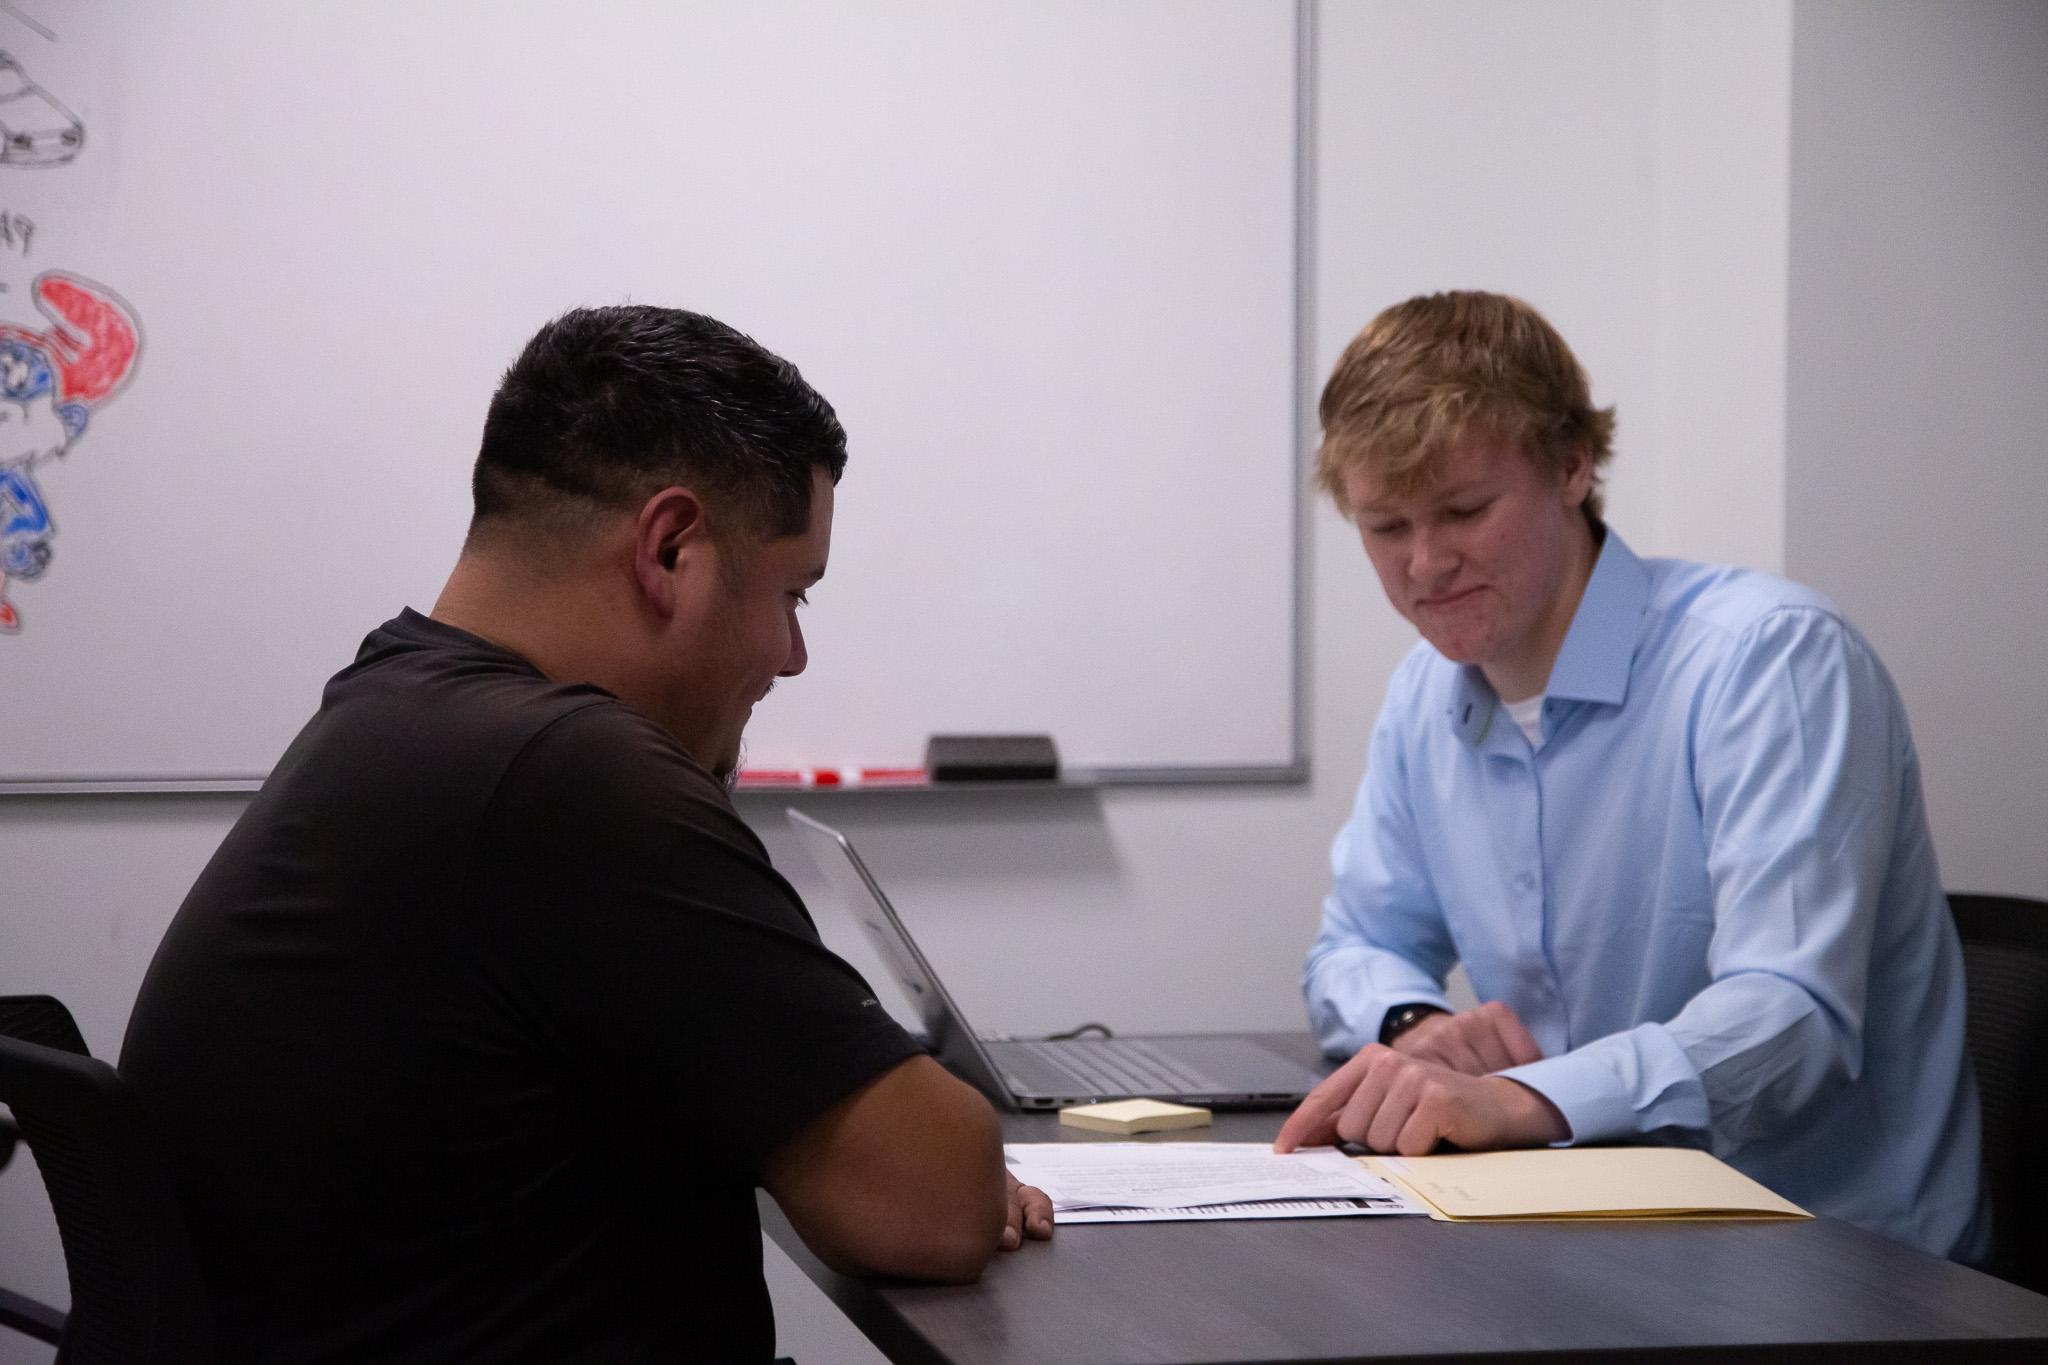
[1389, 1001, 1543, 1075]
[1273, 1044, 1568, 1155]
[1001, 1171, 1054, 1251]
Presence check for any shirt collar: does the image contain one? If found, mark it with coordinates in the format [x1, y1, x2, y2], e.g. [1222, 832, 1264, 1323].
[1445, 526, 1650, 744]
[1545, 526, 1649, 706]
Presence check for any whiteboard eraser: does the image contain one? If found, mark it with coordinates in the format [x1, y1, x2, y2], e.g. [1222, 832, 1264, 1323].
[925, 734, 1059, 782]
[1058, 1098, 1213, 1134]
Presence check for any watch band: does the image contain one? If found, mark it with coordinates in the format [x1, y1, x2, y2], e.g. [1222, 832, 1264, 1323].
[1379, 1002, 1448, 1046]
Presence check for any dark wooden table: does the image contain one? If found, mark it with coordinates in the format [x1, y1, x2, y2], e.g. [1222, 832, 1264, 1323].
[762, 1034, 2048, 1364]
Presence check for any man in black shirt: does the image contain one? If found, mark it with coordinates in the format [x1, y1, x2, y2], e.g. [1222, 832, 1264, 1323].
[121, 306, 1051, 1362]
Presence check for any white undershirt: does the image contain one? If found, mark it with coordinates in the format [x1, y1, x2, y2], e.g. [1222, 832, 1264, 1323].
[1503, 693, 1545, 749]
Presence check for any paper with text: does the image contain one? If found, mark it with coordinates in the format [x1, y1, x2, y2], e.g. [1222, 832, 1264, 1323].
[1004, 1142, 1424, 1223]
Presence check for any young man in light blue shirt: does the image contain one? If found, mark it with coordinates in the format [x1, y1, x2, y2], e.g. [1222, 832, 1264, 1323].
[1276, 291, 1987, 1261]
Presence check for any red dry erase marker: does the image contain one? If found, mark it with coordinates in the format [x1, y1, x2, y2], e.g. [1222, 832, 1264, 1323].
[853, 767, 927, 784]
[736, 769, 807, 786]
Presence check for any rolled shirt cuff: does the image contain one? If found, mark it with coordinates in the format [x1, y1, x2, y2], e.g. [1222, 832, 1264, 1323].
[1497, 1025, 1710, 1146]
[1305, 949, 1453, 1057]
[1310, 984, 1452, 1057]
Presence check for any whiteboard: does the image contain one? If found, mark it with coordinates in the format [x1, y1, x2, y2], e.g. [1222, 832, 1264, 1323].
[0, 0, 1302, 789]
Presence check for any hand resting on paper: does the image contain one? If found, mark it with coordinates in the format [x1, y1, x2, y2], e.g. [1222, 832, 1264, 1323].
[1389, 1000, 1543, 1075]
[1003, 1171, 1055, 1250]
[1273, 1044, 1568, 1156]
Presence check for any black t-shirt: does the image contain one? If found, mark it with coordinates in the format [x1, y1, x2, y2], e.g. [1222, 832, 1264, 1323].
[120, 610, 920, 1363]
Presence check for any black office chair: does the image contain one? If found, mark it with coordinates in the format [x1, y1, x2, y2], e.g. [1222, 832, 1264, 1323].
[0, 994, 215, 1363]
[1951, 893, 2048, 1294]
[0, 1110, 67, 1348]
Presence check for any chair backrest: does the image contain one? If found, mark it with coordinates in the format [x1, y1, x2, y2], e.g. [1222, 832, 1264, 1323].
[0, 995, 215, 1364]
[1950, 893, 2048, 1293]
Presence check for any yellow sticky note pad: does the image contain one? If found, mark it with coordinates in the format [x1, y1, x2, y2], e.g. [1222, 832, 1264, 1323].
[1058, 1099, 1213, 1134]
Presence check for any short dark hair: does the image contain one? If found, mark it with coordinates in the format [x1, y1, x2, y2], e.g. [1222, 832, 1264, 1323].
[472, 305, 847, 543]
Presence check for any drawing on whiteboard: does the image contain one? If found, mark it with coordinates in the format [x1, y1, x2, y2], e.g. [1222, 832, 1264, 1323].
[0, 272, 141, 633]
[0, 50, 79, 167]
[0, 209, 32, 255]
[0, 5, 54, 45]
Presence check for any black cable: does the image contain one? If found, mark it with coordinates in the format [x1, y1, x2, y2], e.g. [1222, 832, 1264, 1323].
[1042, 1021, 1115, 1040]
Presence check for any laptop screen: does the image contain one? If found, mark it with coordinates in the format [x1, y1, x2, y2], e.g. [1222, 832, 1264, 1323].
[785, 809, 1012, 1100]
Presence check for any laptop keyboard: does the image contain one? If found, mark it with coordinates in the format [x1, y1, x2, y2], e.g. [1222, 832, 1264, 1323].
[1012, 1037, 1217, 1096]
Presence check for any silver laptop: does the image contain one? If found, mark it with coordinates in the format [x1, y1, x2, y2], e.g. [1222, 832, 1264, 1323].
[788, 809, 1325, 1111]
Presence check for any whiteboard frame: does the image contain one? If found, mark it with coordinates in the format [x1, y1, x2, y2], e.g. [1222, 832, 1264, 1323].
[0, 1, 1314, 798]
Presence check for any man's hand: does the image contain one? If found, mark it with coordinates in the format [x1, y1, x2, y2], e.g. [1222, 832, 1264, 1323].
[1389, 1000, 1543, 1075]
[1273, 1045, 1568, 1155]
[1001, 1172, 1054, 1251]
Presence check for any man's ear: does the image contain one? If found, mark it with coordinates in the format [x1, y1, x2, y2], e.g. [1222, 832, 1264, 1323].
[1561, 444, 1594, 508]
[632, 486, 709, 616]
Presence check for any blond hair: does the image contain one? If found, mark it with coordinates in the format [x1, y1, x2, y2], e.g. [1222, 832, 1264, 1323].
[1315, 291, 1614, 521]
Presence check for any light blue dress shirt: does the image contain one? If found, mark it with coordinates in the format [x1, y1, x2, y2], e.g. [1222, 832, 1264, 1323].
[1305, 529, 1988, 1260]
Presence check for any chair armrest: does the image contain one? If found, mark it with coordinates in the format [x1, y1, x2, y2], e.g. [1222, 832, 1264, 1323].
[0, 1281, 65, 1346]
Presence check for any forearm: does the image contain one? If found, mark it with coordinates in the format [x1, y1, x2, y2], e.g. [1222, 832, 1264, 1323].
[1490, 1076, 1571, 1146]
[764, 1057, 1009, 1283]
[816, 1097, 1006, 1283]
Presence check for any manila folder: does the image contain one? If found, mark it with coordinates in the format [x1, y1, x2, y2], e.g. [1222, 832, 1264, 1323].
[1358, 1147, 1810, 1223]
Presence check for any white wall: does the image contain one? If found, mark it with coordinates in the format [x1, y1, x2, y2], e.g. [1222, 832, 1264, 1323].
[1786, 0, 2048, 902]
[27, 4, 2042, 1361]
[765, 0, 1792, 1066]
[1653, 1, 1793, 572]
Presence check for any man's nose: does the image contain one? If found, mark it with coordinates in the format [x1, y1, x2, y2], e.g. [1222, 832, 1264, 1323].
[780, 614, 808, 677]
[1409, 524, 1459, 581]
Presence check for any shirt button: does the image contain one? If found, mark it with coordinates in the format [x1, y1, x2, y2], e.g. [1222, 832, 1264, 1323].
[1515, 873, 1536, 892]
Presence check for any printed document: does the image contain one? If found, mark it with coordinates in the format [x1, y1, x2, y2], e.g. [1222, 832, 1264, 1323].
[1004, 1142, 1425, 1224]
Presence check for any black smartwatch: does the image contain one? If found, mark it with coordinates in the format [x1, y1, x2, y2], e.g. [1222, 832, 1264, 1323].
[1379, 1002, 1448, 1046]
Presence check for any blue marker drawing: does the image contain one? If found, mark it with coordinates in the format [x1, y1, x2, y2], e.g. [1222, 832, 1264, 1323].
[0, 272, 141, 633]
